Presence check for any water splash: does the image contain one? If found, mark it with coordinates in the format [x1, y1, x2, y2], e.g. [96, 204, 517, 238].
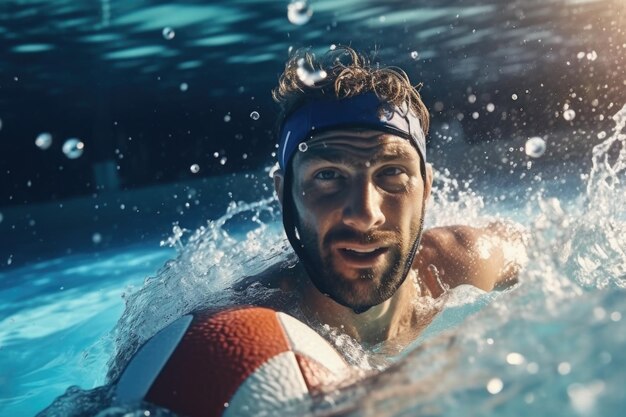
[107, 196, 289, 382]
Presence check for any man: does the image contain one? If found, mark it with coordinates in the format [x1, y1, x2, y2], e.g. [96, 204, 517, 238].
[243, 47, 526, 350]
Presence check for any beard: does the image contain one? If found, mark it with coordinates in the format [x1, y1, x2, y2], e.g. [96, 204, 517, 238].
[295, 222, 415, 312]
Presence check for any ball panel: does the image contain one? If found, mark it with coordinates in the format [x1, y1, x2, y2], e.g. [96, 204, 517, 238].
[294, 353, 340, 394]
[114, 314, 193, 405]
[223, 351, 310, 417]
[276, 312, 347, 375]
[146, 307, 290, 417]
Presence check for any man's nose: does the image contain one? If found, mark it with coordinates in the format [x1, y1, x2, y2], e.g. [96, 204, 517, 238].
[342, 179, 385, 231]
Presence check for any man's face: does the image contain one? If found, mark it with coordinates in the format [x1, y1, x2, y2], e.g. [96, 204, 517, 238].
[283, 129, 431, 311]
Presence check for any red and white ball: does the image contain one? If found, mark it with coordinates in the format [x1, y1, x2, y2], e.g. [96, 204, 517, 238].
[114, 306, 349, 416]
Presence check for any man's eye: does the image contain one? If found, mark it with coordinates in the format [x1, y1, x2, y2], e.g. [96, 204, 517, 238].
[379, 167, 403, 176]
[314, 170, 341, 180]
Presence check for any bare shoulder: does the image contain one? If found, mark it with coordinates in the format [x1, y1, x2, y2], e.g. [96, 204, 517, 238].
[414, 222, 528, 297]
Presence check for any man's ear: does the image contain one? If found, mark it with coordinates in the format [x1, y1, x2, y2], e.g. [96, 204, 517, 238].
[273, 168, 285, 207]
[423, 163, 433, 202]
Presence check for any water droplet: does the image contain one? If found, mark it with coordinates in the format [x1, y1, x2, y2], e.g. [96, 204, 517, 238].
[0, 118, 3, 130]
[563, 109, 576, 121]
[586, 50, 598, 61]
[224, 114, 231, 122]
[576, 51, 585, 59]
[330, 44, 336, 50]
[410, 51, 419, 59]
[35, 132, 53, 150]
[179, 82, 189, 92]
[0, 212, 3, 223]
[250, 111, 260, 120]
[558, 362, 572, 375]
[525, 137, 546, 158]
[92, 232, 102, 244]
[468, 94, 477, 103]
[220, 157, 227, 165]
[526, 362, 539, 374]
[486, 103, 495, 112]
[511, 93, 518, 100]
[472, 112, 479, 119]
[162, 27, 175, 40]
[62, 138, 85, 159]
[287, 1, 313, 26]
[190, 164, 200, 173]
[378, 103, 395, 121]
[296, 57, 327, 87]
[298, 142, 308, 152]
[506, 352, 526, 365]
[213, 152, 219, 158]
[486, 378, 503, 394]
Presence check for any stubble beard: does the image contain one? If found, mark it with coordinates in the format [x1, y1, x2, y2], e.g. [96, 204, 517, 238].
[296, 223, 410, 312]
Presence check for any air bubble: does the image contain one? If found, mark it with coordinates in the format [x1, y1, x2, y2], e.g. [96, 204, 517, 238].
[224, 114, 231, 122]
[162, 27, 175, 40]
[468, 94, 477, 103]
[486, 103, 495, 112]
[410, 51, 419, 59]
[525, 137, 546, 158]
[563, 109, 576, 121]
[298, 142, 308, 152]
[330, 44, 336, 50]
[92, 233, 102, 244]
[287, 1, 313, 26]
[512, 93, 518, 100]
[220, 157, 227, 165]
[250, 111, 260, 120]
[35, 132, 53, 150]
[179, 82, 189, 92]
[190, 164, 200, 174]
[62, 138, 85, 159]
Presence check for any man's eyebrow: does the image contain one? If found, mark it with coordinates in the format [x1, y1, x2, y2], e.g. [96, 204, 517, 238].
[299, 147, 417, 166]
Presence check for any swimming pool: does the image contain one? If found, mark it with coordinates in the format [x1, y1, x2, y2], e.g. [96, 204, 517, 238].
[1, 0, 625, 415]
[1, 105, 624, 416]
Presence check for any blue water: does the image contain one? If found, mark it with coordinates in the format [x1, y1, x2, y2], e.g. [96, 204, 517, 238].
[1, 106, 622, 416]
[1, 0, 625, 415]
[0, 247, 174, 416]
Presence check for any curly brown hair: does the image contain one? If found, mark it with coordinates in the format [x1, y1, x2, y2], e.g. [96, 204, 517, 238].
[272, 46, 430, 135]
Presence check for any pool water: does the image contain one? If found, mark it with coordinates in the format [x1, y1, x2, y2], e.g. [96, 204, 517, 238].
[1, 105, 623, 416]
[1, 0, 626, 414]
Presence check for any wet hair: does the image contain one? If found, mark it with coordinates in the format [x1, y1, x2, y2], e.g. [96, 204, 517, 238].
[272, 46, 430, 136]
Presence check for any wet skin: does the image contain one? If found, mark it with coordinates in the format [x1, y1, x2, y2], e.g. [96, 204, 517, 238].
[266, 129, 525, 346]
[285, 130, 430, 311]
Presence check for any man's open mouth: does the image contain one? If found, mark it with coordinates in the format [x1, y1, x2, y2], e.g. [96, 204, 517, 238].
[335, 245, 388, 267]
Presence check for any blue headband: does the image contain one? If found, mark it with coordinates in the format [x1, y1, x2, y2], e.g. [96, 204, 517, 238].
[277, 92, 426, 170]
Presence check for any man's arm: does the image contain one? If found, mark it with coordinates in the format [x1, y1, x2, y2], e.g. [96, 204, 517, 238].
[413, 222, 528, 297]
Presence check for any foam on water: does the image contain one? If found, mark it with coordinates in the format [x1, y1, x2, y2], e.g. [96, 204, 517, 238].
[38, 105, 626, 416]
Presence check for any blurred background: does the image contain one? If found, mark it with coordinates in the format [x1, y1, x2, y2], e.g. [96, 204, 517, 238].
[1, 0, 624, 267]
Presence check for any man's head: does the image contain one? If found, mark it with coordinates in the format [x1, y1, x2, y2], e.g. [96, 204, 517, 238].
[272, 47, 432, 312]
